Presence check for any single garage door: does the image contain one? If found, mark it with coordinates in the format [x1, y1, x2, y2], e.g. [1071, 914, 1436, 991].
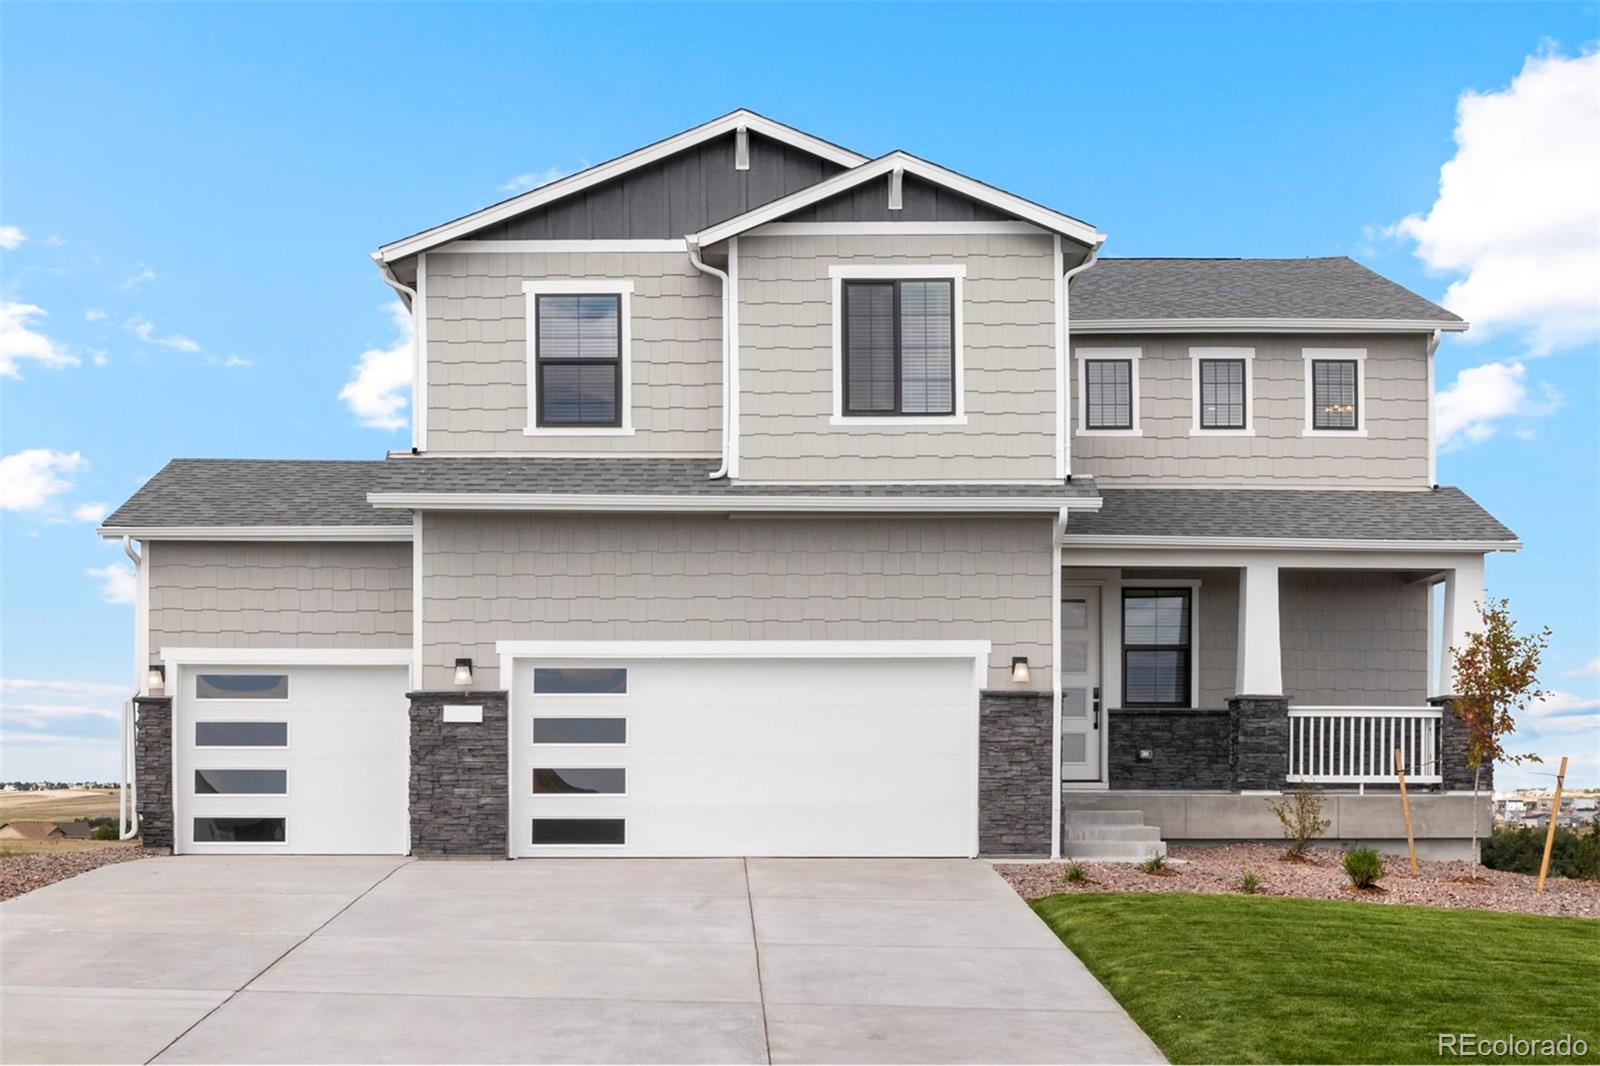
[510, 654, 980, 857]
[173, 663, 410, 854]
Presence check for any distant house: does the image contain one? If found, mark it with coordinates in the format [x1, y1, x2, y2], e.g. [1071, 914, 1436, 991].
[0, 821, 66, 841]
[56, 822, 94, 840]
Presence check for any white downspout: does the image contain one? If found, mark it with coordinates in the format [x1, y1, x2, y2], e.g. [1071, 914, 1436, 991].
[1050, 507, 1067, 859]
[120, 536, 142, 840]
[1060, 239, 1105, 479]
[687, 239, 732, 479]
[1426, 328, 1441, 487]
[370, 252, 422, 453]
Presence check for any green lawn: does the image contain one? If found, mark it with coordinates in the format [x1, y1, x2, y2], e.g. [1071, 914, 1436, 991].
[1030, 893, 1599, 1065]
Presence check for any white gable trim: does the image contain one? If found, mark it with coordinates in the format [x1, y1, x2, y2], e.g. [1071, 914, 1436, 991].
[1074, 317, 1469, 334]
[692, 152, 1103, 248]
[98, 526, 414, 542]
[376, 111, 868, 263]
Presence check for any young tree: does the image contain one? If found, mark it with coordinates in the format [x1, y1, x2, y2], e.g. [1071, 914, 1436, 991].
[1450, 596, 1549, 859]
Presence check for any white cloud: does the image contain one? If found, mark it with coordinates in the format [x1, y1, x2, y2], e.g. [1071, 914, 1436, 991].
[84, 308, 106, 322]
[338, 300, 413, 431]
[1564, 656, 1600, 677]
[1530, 712, 1600, 735]
[0, 225, 25, 250]
[86, 562, 136, 604]
[221, 354, 252, 367]
[0, 731, 116, 748]
[90, 350, 108, 367]
[0, 449, 85, 511]
[125, 315, 200, 353]
[73, 502, 108, 523]
[1434, 360, 1562, 449]
[1528, 689, 1600, 717]
[499, 165, 572, 194]
[1, 679, 126, 699]
[1390, 48, 1600, 352]
[0, 302, 80, 378]
[0, 703, 122, 729]
[119, 263, 155, 291]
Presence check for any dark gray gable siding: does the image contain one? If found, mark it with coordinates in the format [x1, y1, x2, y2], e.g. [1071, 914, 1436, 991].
[475, 132, 847, 240]
[783, 173, 1013, 223]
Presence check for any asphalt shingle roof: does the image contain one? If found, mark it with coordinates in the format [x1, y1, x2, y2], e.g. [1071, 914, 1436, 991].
[1072, 257, 1462, 324]
[1063, 487, 1516, 544]
[369, 457, 1100, 498]
[102, 459, 408, 528]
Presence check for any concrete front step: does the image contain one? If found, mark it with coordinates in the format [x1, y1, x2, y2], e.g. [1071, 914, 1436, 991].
[1061, 839, 1169, 862]
[1062, 825, 1164, 843]
[1061, 809, 1148, 827]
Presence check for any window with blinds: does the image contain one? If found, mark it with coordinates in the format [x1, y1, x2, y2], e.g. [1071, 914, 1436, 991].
[1122, 588, 1192, 707]
[1084, 359, 1134, 429]
[1311, 359, 1359, 430]
[535, 294, 622, 427]
[1198, 358, 1247, 429]
[841, 279, 955, 416]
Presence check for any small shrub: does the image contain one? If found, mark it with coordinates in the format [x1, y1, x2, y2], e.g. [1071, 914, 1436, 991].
[1268, 790, 1331, 859]
[1063, 862, 1088, 884]
[1238, 871, 1262, 894]
[90, 824, 117, 841]
[1481, 816, 1600, 881]
[1342, 847, 1386, 889]
[1140, 853, 1167, 874]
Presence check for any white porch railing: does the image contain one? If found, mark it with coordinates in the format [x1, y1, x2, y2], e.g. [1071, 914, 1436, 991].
[1286, 707, 1442, 786]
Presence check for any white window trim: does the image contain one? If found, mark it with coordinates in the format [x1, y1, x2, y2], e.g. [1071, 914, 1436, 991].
[1302, 347, 1368, 437]
[1076, 347, 1143, 436]
[827, 264, 967, 427]
[522, 280, 636, 437]
[1189, 347, 1256, 436]
[1116, 578, 1202, 710]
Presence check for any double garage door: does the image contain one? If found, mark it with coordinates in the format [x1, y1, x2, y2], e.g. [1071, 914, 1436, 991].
[170, 653, 979, 857]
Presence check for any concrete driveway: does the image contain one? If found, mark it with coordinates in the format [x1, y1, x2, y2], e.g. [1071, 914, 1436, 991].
[0, 856, 1162, 1065]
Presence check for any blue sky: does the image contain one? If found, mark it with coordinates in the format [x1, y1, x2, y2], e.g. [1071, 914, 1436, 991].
[2, 4, 1596, 788]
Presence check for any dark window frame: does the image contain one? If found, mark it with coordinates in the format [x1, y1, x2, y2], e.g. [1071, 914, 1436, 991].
[1083, 358, 1135, 430]
[534, 293, 624, 428]
[531, 818, 627, 846]
[1310, 358, 1360, 431]
[1198, 358, 1248, 430]
[1120, 587, 1193, 709]
[840, 278, 957, 417]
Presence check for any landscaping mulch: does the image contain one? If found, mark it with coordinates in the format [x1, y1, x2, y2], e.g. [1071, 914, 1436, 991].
[997, 842, 1600, 919]
[0, 845, 154, 902]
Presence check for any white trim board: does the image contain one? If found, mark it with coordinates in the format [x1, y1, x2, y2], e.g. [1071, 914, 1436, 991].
[160, 648, 414, 667]
[746, 221, 1046, 237]
[495, 639, 992, 660]
[368, 492, 1102, 515]
[99, 526, 413, 542]
[377, 110, 868, 263]
[1073, 318, 1469, 334]
[1062, 534, 1521, 552]
[523, 280, 636, 438]
[694, 151, 1102, 248]
[440, 240, 688, 254]
[828, 264, 967, 426]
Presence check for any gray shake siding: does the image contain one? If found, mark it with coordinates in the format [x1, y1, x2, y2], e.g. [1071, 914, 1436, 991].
[420, 512, 1055, 691]
[738, 232, 1060, 483]
[424, 250, 722, 455]
[147, 541, 411, 651]
[1071, 333, 1431, 486]
[1281, 570, 1429, 705]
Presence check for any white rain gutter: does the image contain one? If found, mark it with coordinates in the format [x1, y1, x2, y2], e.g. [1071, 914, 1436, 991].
[1059, 239, 1104, 479]
[686, 239, 732, 479]
[119, 536, 141, 840]
[370, 252, 422, 453]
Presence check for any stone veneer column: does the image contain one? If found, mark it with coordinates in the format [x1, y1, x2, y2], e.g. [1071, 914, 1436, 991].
[978, 690, 1053, 857]
[133, 696, 173, 850]
[408, 691, 509, 857]
[1229, 695, 1289, 791]
[1431, 697, 1492, 792]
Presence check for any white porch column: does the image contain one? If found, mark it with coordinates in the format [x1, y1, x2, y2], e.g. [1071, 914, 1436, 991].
[1435, 556, 1486, 699]
[1235, 563, 1283, 696]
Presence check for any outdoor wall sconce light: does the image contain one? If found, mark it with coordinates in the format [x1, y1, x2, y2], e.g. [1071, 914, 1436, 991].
[1137, 748, 1154, 763]
[453, 658, 474, 688]
[146, 665, 166, 696]
[1011, 657, 1031, 684]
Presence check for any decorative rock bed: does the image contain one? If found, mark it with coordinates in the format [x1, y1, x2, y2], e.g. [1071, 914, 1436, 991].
[0, 845, 154, 902]
[996, 843, 1600, 919]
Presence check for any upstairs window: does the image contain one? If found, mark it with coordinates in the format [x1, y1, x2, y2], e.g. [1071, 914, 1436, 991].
[535, 294, 622, 427]
[1303, 348, 1366, 435]
[1310, 360, 1358, 430]
[1191, 347, 1253, 433]
[841, 279, 956, 416]
[1084, 359, 1134, 430]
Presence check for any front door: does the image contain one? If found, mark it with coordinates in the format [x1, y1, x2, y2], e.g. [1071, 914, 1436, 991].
[1060, 585, 1102, 782]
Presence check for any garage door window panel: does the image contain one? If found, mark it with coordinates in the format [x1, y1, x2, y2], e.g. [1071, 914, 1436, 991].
[195, 674, 289, 700]
[194, 817, 286, 844]
[533, 667, 628, 694]
[531, 818, 627, 846]
[532, 717, 627, 745]
[195, 721, 289, 748]
[533, 767, 627, 795]
[194, 768, 288, 795]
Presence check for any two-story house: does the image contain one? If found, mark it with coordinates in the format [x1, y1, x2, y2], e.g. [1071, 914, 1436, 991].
[102, 111, 1517, 861]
